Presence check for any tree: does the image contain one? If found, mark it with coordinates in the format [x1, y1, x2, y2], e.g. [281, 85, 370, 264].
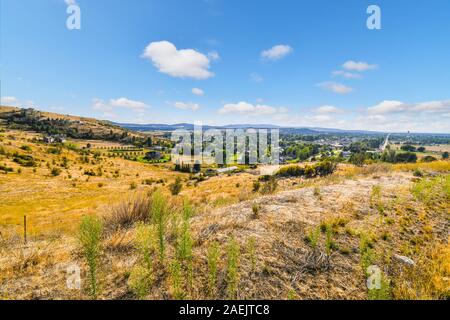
[442, 151, 449, 160]
[417, 146, 426, 153]
[350, 152, 366, 167]
[394, 152, 417, 163]
[401, 144, 416, 152]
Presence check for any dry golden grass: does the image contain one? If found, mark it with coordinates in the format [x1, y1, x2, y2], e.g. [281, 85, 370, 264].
[392, 240, 450, 299]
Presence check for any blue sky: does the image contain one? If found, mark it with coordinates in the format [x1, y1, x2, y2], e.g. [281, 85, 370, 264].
[1, 0, 450, 132]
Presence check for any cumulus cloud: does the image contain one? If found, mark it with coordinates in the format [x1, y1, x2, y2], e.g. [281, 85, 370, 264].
[1, 96, 20, 106]
[141, 41, 214, 79]
[317, 82, 353, 94]
[413, 100, 450, 113]
[367, 99, 450, 115]
[1, 96, 34, 108]
[342, 60, 377, 72]
[315, 105, 343, 114]
[332, 70, 362, 79]
[172, 102, 200, 111]
[191, 88, 205, 96]
[261, 45, 293, 61]
[92, 97, 149, 113]
[218, 101, 288, 116]
[110, 97, 148, 111]
[367, 100, 406, 114]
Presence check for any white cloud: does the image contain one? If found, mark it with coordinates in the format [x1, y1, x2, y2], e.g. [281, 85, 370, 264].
[367, 100, 406, 114]
[1, 96, 19, 106]
[332, 70, 362, 79]
[0, 96, 34, 108]
[191, 88, 205, 96]
[110, 97, 148, 111]
[218, 101, 288, 116]
[250, 73, 263, 82]
[317, 82, 353, 94]
[342, 60, 377, 72]
[413, 100, 450, 113]
[315, 105, 343, 114]
[92, 97, 149, 113]
[141, 41, 214, 79]
[172, 102, 200, 111]
[261, 45, 293, 61]
[367, 99, 450, 115]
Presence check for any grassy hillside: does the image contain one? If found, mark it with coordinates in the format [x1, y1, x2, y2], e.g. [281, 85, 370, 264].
[0, 106, 147, 144]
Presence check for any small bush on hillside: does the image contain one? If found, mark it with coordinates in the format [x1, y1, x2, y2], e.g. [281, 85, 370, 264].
[247, 237, 257, 273]
[251, 203, 260, 219]
[422, 155, 437, 163]
[305, 226, 321, 249]
[226, 237, 240, 300]
[207, 242, 220, 298]
[260, 176, 278, 195]
[275, 160, 336, 178]
[128, 265, 152, 300]
[169, 259, 184, 300]
[51, 167, 61, 176]
[105, 193, 151, 231]
[252, 180, 260, 192]
[151, 190, 169, 261]
[78, 215, 103, 299]
[13, 154, 36, 167]
[169, 177, 183, 195]
[0, 164, 13, 173]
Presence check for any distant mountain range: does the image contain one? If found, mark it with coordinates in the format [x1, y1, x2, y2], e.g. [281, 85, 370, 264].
[114, 122, 383, 135]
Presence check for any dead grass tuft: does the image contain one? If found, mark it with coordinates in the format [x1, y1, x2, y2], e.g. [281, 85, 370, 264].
[104, 193, 152, 232]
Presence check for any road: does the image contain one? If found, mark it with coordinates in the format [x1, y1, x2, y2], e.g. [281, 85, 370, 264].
[380, 133, 391, 152]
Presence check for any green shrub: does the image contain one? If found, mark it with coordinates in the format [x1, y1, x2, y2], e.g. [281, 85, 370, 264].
[252, 180, 260, 192]
[169, 260, 184, 300]
[422, 155, 437, 163]
[359, 232, 375, 273]
[275, 161, 336, 178]
[150, 190, 169, 261]
[207, 241, 220, 298]
[305, 226, 321, 249]
[78, 215, 103, 299]
[51, 167, 61, 176]
[13, 154, 36, 167]
[169, 177, 183, 195]
[128, 266, 152, 300]
[325, 224, 336, 256]
[226, 237, 240, 300]
[394, 152, 417, 163]
[0, 164, 13, 173]
[175, 202, 194, 294]
[135, 223, 155, 271]
[260, 176, 278, 195]
[247, 237, 257, 273]
[251, 203, 260, 219]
